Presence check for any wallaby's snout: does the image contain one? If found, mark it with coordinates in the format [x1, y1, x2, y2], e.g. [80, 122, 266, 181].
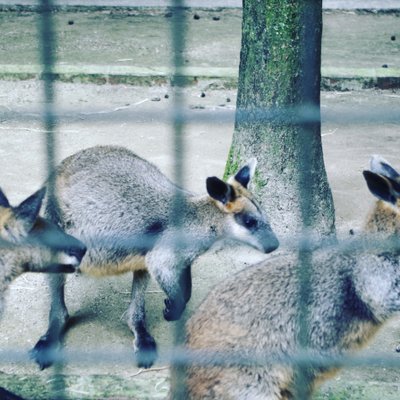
[28, 217, 87, 273]
[231, 211, 279, 253]
[260, 225, 279, 253]
[0, 186, 86, 276]
[53, 232, 87, 272]
[66, 241, 87, 264]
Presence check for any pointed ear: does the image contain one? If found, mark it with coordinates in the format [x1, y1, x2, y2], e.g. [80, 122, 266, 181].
[370, 155, 400, 180]
[363, 170, 398, 204]
[0, 187, 10, 208]
[14, 187, 46, 228]
[206, 177, 234, 205]
[234, 158, 257, 189]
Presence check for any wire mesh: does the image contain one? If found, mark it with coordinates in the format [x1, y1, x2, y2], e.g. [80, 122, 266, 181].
[0, 1, 400, 400]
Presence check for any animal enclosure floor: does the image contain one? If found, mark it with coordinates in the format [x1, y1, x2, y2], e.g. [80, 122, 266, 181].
[0, 80, 399, 399]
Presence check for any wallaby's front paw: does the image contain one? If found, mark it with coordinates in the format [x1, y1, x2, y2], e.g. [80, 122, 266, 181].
[134, 335, 157, 369]
[30, 337, 60, 370]
[163, 298, 185, 321]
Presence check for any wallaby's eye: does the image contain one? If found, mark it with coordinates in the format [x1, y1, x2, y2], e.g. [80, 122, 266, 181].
[244, 216, 258, 229]
[235, 213, 258, 231]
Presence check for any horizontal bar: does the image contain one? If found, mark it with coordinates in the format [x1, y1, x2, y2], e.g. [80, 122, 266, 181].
[1, 347, 400, 370]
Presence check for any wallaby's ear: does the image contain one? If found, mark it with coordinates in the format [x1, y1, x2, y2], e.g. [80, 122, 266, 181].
[0, 187, 10, 208]
[14, 187, 46, 228]
[370, 155, 400, 180]
[363, 170, 398, 204]
[206, 177, 234, 205]
[233, 158, 257, 189]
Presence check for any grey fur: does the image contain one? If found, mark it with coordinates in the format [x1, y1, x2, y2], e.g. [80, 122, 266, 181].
[181, 156, 400, 400]
[0, 187, 86, 318]
[31, 145, 279, 370]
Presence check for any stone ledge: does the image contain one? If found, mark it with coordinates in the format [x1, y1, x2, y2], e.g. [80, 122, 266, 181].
[0, 64, 399, 90]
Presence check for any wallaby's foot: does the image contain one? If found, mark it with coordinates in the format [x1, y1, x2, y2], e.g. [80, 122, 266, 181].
[163, 298, 185, 321]
[134, 334, 157, 369]
[30, 336, 61, 370]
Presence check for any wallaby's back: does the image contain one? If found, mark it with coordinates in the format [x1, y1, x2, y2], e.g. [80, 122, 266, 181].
[51, 146, 183, 275]
[185, 249, 379, 399]
[54, 146, 180, 226]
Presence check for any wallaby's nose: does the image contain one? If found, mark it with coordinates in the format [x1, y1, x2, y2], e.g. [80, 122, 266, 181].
[264, 235, 279, 254]
[69, 244, 87, 262]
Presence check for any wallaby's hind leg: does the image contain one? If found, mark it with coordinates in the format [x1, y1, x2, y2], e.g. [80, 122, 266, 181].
[127, 270, 157, 368]
[31, 273, 69, 369]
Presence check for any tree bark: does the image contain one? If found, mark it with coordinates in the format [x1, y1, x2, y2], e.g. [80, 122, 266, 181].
[225, 0, 335, 240]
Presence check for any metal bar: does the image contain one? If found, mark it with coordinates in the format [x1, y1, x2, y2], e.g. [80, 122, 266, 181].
[38, 1, 64, 399]
[168, 1, 189, 400]
[38, 0, 57, 178]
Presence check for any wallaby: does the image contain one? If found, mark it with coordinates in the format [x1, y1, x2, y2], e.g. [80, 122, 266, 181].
[180, 155, 400, 400]
[30, 145, 279, 370]
[0, 187, 85, 400]
[0, 186, 86, 317]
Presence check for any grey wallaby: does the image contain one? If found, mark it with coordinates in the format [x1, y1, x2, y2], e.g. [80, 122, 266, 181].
[0, 188, 85, 400]
[31, 145, 279, 369]
[180, 155, 400, 400]
[0, 186, 86, 318]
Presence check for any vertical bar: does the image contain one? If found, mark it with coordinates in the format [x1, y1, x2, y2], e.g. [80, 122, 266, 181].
[169, 1, 188, 399]
[37, 1, 64, 399]
[294, 0, 322, 398]
[38, 0, 57, 177]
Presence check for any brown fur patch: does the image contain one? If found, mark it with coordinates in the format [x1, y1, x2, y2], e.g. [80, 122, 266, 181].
[80, 254, 146, 277]
[0, 206, 12, 228]
[313, 368, 341, 389]
[228, 177, 252, 198]
[339, 320, 380, 351]
[0, 207, 13, 239]
[364, 200, 400, 234]
[188, 320, 248, 349]
[224, 197, 248, 213]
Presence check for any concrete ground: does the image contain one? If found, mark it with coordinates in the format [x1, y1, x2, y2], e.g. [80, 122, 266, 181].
[0, 6, 400, 400]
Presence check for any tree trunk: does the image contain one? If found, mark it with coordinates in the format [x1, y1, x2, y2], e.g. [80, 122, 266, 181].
[225, 0, 335, 240]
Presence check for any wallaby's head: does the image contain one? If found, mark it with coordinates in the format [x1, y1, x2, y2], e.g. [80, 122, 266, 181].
[363, 155, 400, 236]
[0, 187, 86, 273]
[357, 156, 400, 320]
[206, 159, 279, 253]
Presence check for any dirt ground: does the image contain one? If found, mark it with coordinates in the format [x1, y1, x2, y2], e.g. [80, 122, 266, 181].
[0, 8, 398, 70]
[0, 6, 400, 400]
[0, 9, 399, 90]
